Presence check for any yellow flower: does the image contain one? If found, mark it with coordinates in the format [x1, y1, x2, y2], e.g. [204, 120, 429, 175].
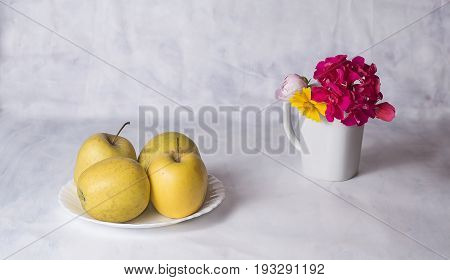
[289, 87, 327, 122]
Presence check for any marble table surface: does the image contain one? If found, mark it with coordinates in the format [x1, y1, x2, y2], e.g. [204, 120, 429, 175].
[0, 113, 449, 260]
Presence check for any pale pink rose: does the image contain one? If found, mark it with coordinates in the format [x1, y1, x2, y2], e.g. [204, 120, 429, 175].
[275, 74, 308, 101]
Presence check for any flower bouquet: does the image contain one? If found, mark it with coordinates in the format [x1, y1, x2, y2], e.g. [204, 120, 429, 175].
[277, 55, 395, 181]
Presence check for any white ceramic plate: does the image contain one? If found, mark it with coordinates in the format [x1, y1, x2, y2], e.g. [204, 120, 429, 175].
[58, 174, 225, 228]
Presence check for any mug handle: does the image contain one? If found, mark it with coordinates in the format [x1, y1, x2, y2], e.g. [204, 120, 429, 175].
[282, 102, 302, 151]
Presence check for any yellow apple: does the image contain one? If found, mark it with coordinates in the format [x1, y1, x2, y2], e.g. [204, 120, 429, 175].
[149, 151, 207, 219]
[74, 122, 136, 184]
[77, 157, 150, 223]
[138, 132, 199, 171]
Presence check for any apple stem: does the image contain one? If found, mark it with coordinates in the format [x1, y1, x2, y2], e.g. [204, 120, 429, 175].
[112, 122, 130, 145]
[176, 137, 180, 162]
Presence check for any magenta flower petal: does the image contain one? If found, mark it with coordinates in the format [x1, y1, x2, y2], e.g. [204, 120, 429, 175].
[338, 95, 351, 111]
[355, 110, 369, 126]
[374, 77, 381, 94]
[375, 102, 396, 121]
[331, 54, 347, 63]
[342, 113, 357, 126]
[348, 70, 360, 83]
[336, 68, 345, 83]
[313, 55, 347, 81]
[352, 56, 365, 66]
[333, 104, 344, 120]
[316, 61, 326, 72]
[311, 87, 329, 102]
[368, 63, 377, 75]
[325, 105, 335, 122]
[363, 107, 376, 118]
[328, 82, 343, 96]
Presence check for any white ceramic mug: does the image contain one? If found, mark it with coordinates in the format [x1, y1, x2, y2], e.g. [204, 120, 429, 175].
[283, 102, 364, 181]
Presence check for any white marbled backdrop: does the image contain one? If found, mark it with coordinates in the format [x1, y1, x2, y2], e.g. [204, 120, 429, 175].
[0, 0, 450, 260]
[0, 0, 449, 120]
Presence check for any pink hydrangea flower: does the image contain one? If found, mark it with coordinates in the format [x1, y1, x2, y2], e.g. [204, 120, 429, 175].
[311, 55, 395, 126]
